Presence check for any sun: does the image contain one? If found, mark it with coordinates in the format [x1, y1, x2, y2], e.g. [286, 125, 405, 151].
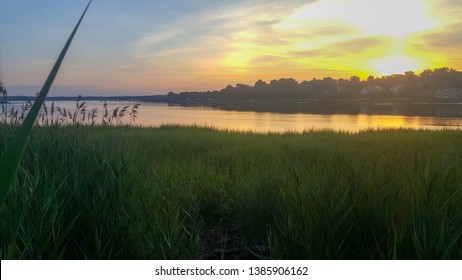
[371, 53, 422, 76]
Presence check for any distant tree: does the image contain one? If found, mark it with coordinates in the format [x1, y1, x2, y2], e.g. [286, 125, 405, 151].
[321, 77, 337, 96]
[403, 71, 419, 97]
[220, 85, 236, 97]
[415, 68, 462, 97]
[432, 68, 452, 89]
[253, 79, 269, 98]
[348, 76, 362, 97]
[350, 75, 360, 83]
[278, 78, 299, 98]
[419, 69, 433, 81]
[235, 83, 252, 98]
[254, 79, 268, 90]
[299, 80, 315, 98]
[268, 79, 281, 99]
[367, 75, 375, 84]
[336, 78, 349, 97]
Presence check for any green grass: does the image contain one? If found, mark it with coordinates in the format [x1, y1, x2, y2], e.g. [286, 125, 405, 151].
[1, 125, 462, 259]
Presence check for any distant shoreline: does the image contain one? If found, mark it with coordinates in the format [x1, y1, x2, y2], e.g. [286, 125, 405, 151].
[6, 96, 462, 117]
[6, 95, 462, 105]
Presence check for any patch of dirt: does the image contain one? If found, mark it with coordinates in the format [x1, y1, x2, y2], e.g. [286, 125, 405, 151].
[200, 223, 269, 260]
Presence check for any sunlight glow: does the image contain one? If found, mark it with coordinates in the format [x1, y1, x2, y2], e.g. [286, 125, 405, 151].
[281, 0, 436, 37]
[223, 52, 253, 71]
[342, 0, 436, 37]
[270, 0, 443, 78]
[372, 53, 422, 76]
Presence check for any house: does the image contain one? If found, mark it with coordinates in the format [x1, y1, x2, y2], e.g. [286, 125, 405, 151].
[434, 88, 462, 99]
[360, 85, 384, 95]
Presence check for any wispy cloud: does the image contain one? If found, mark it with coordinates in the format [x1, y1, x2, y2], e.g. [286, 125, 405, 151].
[422, 24, 462, 48]
[290, 37, 387, 58]
[126, 0, 314, 91]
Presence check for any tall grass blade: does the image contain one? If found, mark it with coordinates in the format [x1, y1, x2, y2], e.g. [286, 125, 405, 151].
[0, 1, 92, 210]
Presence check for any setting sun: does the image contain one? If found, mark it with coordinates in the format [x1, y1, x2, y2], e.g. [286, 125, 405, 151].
[372, 53, 422, 76]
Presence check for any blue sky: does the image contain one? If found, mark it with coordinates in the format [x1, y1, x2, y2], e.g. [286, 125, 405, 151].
[1, 0, 461, 96]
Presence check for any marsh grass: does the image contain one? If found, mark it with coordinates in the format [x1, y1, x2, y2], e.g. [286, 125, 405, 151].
[0, 97, 140, 128]
[1, 126, 461, 259]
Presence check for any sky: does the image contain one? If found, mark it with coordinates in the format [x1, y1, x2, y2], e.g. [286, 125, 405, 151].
[1, 0, 462, 96]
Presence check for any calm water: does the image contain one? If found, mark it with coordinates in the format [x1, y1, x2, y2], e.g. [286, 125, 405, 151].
[5, 101, 462, 133]
[139, 103, 462, 132]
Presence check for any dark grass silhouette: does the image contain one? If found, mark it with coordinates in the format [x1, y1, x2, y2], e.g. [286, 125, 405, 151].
[1, 126, 461, 259]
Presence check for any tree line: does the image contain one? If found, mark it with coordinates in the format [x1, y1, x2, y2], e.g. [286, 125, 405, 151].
[146, 67, 462, 103]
